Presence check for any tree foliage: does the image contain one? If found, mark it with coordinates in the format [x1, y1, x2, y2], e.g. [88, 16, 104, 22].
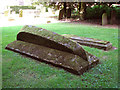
[32, 1, 120, 20]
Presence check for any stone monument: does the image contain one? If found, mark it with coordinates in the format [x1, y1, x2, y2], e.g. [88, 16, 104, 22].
[102, 11, 108, 25]
[19, 9, 23, 17]
[5, 25, 99, 75]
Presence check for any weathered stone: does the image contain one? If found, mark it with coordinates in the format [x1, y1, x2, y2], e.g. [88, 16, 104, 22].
[4, 10, 9, 16]
[5, 40, 99, 74]
[63, 34, 112, 51]
[47, 21, 51, 23]
[102, 13, 108, 25]
[17, 25, 87, 61]
[5, 25, 99, 75]
[19, 9, 23, 17]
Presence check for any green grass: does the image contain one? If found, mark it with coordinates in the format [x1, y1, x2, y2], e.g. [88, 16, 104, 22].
[0, 28, 2, 89]
[1, 23, 118, 88]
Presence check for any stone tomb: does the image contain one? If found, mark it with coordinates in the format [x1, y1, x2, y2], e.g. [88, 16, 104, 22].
[62, 34, 112, 51]
[5, 25, 99, 75]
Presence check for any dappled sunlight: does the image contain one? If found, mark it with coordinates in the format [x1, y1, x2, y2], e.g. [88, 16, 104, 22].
[0, 11, 60, 27]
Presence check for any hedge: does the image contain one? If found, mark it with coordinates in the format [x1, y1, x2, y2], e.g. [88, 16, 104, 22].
[86, 5, 120, 20]
[10, 6, 36, 14]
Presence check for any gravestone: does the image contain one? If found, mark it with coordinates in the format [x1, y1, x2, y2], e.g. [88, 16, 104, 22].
[63, 34, 112, 51]
[47, 21, 51, 23]
[19, 9, 23, 17]
[41, 7, 46, 13]
[34, 10, 40, 18]
[102, 13, 108, 25]
[8, 17, 15, 21]
[4, 10, 9, 16]
[5, 25, 99, 75]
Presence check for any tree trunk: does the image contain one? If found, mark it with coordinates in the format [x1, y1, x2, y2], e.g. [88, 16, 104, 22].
[66, 3, 71, 18]
[66, 8, 71, 18]
[58, 9, 64, 20]
[79, 2, 81, 11]
[63, 2, 67, 18]
[80, 2, 86, 20]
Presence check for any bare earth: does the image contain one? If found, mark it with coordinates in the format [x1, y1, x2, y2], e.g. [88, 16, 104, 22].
[60, 18, 119, 29]
[0, 14, 119, 29]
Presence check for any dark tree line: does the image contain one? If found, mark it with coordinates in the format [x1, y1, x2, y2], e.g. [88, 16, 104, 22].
[32, 1, 120, 20]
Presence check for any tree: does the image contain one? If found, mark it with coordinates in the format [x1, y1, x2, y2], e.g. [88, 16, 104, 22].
[80, 2, 86, 20]
[32, 1, 120, 21]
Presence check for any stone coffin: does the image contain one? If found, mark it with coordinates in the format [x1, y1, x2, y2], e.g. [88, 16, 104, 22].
[5, 25, 99, 75]
[63, 34, 112, 51]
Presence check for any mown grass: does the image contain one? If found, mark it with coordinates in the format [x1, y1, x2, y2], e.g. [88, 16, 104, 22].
[0, 28, 2, 89]
[2, 23, 118, 88]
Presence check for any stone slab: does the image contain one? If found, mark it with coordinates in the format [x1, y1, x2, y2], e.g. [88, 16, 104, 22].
[62, 34, 112, 51]
[17, 25, 87, 61]
[102, 13, 108, 25]
[5, 40, 99, 74]
[5, 25, 99, 75]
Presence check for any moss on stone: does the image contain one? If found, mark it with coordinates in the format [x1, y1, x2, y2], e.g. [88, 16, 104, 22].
[6, 40, 99, 74]
[62, 34, 110, 44]
[6, 40, 89, 72]
[5, 25, 100, 74]
[17, 25, 88, 61]
[62, 34, 112, 51]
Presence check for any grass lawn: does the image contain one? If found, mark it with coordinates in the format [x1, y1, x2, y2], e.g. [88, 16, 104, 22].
[1, 23, 118, 88]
